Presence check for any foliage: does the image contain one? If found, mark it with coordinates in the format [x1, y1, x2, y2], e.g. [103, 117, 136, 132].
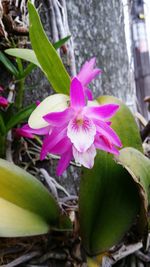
[0, 2, 149, 267]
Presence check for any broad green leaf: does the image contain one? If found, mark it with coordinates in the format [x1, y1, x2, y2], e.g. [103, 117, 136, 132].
[0, 197, 49, 237]
[98, 95, 143, 151]
[79, 96, 144, 255]
[116, 147, 150, 204]
[79, 153, 141, 255]
[0, 158, 60, 223]
[28, 1, 70, 94]
[5, 49, 40, 67]
[5, 103, 36, 132]
[0, 159, 69, 236]
[5, 36, 71, 68]
[0, 52, 19, 77]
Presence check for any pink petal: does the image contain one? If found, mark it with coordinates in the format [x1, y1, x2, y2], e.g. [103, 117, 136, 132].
[77, 57, 102, 86]
[85, 104, 119, 120]
[36, 100, 40, 106]
[70, 78, 85, 109]
[73, 144, 96, 168]
[77, 58, 96, 83]
[95, 120, 122, 148]
[0, 97, 8, 108]
[48, 137, 72, 155]
[43, 108, 73, 126]
[15, 128, 34, 139]
[15, 124, 50, 138]
[67, 116, 96, 152]
[83, 69, 101, 86]
[56, 148, 73, 176]
[94, 134, 119, 155]
[84, 87, 93, 100]
[40, 127, 67, 160]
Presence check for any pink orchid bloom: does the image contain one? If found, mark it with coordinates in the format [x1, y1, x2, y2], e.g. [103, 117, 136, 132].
[16, 124, 51, 139]
[77, 58, 102, 100]
[0, 85, 8, 107]
[40, 78, 122, 176]
[0, 96, 8, 108]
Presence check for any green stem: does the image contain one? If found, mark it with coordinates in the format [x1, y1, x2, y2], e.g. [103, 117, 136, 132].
[15, 78, 25, 109]
[15, 58, 25, 109]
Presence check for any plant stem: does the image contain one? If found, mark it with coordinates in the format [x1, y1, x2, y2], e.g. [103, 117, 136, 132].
[15, 58, 25, 109]
[15, 78, 25, 109]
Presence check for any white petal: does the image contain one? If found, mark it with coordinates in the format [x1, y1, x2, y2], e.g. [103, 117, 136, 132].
[29, 94, 69, 129]
[73, 145, 96, 168]
[67, 117, 96, 152]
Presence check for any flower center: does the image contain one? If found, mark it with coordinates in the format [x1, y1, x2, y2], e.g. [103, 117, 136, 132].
[76, 117, 84, 126]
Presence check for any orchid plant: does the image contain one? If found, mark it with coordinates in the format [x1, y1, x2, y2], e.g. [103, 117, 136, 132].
[0, 1, 150, 267]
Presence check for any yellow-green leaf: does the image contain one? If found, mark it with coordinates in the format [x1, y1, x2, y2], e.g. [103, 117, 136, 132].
[28, 1, 70, 94]
[0, 198, 49, 237]
[0, 159, 68, 236]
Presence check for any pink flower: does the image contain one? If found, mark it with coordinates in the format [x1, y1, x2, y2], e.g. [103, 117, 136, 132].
[0, 96, 8, 108]
[0, 85, 8, 108]
[16, 124, 51, 139]
[77, 58, 102, 100]
[33, 78, 122, 176]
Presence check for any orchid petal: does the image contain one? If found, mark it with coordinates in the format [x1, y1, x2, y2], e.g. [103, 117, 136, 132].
[40, 127, 67, 160]
[23, 124, 50, 135]
[0, 96, 8, 108]
[73, 144, 96, 168]
[16, 124, 51, 138]
[94, 134, 119, 155]
[77, 57, 101, 86]
[95, 120, 122, 148]
[29, 94, 69, 129]
[82, 69, 101, 86]
[67, 117, 96, 152]
[48, 137, 72, 155]
[85, 104, 119, 120]
[84, 87, 93, 100]
[15, 128, 34, 139]
[70, 78, 85, 109]
[43, 108, 73, 126]
[56, 148, 73, 176]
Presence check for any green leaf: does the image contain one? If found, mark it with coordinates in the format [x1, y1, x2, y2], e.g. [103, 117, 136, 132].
[53, 35, 71, 50]
[79, 96, 144, 255]
[97, 95, 143, 151]
[28, 1, 70, 94]
[5, 48, 40, 67]
[0, 52, 19, 77]
[5, 103, 36, 132]
[0, 159, 71, 236]
[116, 147, 150, 204]
[79, 153, 141, 255]
[0, 197, 49, 237]
[22, 63, 37, 78]
[5, 36, 70, 68]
